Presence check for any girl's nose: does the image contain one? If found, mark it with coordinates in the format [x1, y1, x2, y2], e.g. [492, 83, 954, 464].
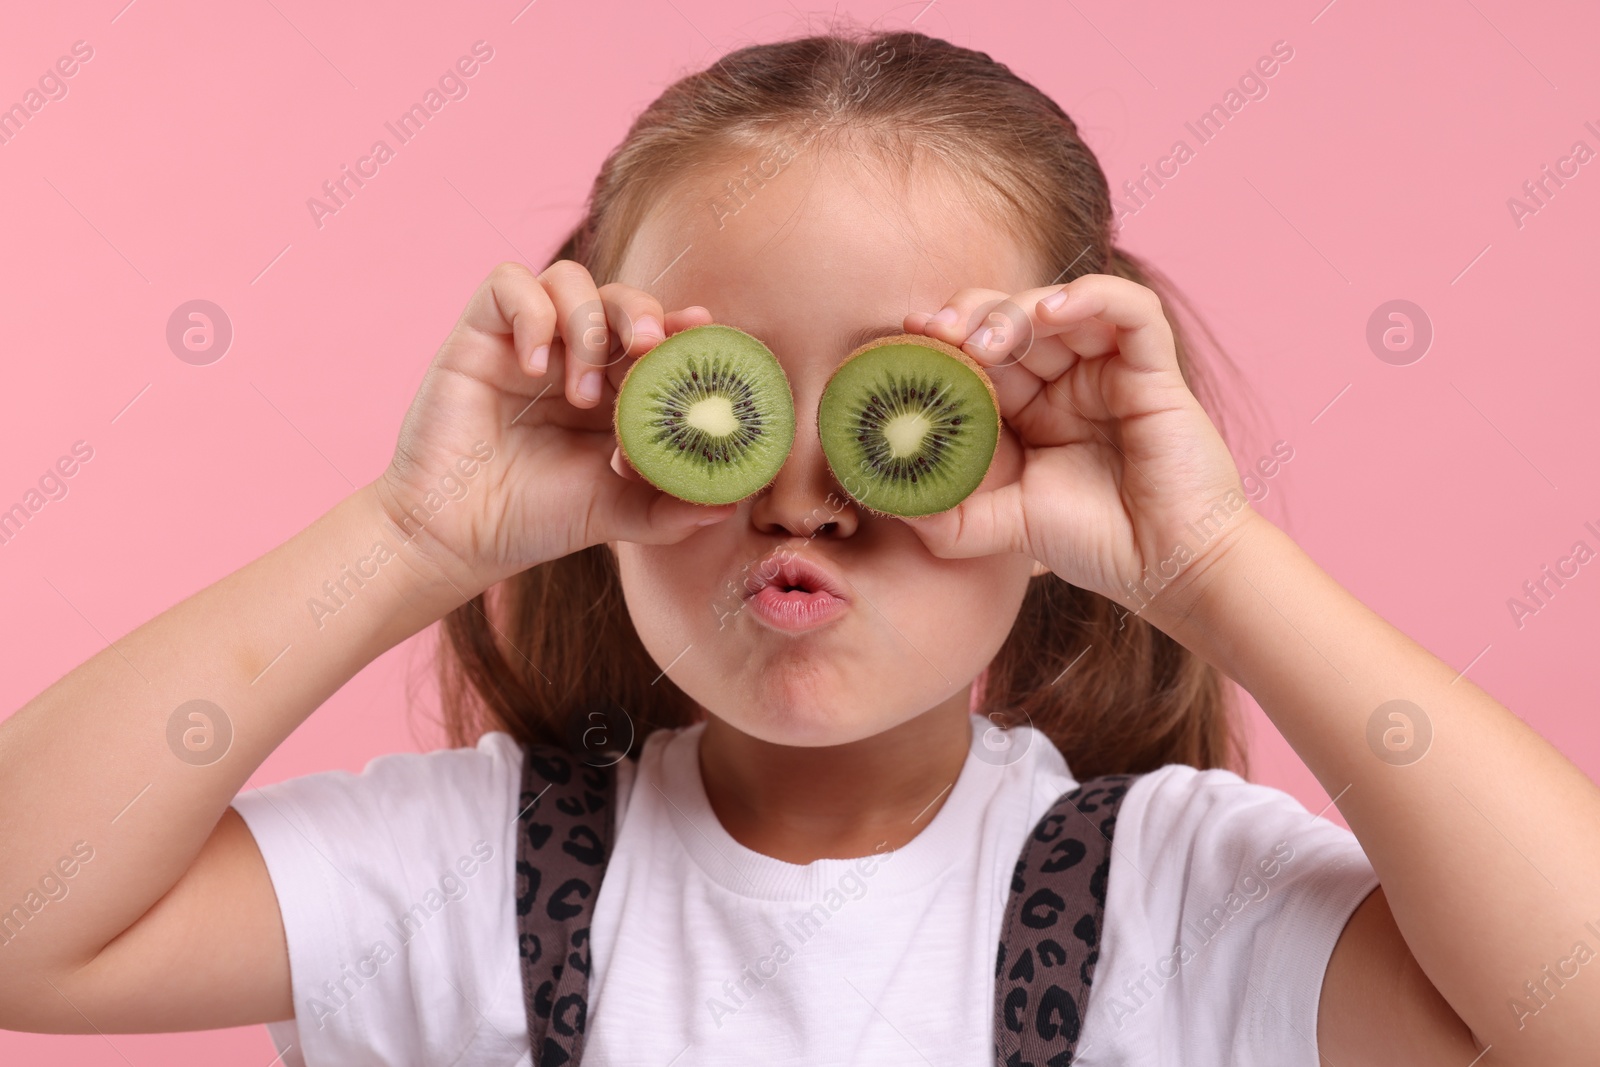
[748, 418, 860, 539]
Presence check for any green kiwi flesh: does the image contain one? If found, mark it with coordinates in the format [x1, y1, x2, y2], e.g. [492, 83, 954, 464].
[818, 334, 1000, 517]
[614, 324, 796, 505]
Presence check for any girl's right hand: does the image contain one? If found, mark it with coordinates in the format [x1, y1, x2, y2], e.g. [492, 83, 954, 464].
[374, 261, 736, 595]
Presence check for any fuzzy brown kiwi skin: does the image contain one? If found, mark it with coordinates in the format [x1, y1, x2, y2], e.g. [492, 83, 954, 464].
[818, 332, 1004, 518]
[611, 323, 794, 505]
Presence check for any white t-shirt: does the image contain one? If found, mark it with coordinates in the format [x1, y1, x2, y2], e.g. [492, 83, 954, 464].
[231, 714, 1378, 1066]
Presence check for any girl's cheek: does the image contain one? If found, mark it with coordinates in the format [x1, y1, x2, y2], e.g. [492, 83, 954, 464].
[635, 537, 735, 618]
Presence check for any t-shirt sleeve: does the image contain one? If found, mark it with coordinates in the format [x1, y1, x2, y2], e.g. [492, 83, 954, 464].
[230, 732, 531, 1067]
[1079, 763, 1381, 1067]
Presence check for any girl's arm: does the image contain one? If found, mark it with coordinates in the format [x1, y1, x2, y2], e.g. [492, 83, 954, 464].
[1154, 510, 1600, 1066]
[0, 482, 466, 1030]
[902, 273, 1598, 1065]
[0, 261, 733, 1032]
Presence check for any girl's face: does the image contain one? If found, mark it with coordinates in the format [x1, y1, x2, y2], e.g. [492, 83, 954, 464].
[611, 145, 1039, 748]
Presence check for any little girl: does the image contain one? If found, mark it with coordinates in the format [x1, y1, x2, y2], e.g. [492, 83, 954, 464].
[3, 27, 1597, 1067]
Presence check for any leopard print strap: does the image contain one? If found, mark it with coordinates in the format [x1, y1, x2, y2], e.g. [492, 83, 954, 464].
[515, 743, 620, 1067]
[993, 773, 1140, 1067]
[514, 739, 1134, 1066]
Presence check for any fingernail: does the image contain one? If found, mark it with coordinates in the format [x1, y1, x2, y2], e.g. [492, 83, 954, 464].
[965, 325, 1000, 350]
[1040, 288, 1070, 312]
[635, 315, 662, 343]
[578, 371, 602, 402]
[930, 307, 959, 327]
[695, 510, 732, 526]
[529, 344, 549, 374]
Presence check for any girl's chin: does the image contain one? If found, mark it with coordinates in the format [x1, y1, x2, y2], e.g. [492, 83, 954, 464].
[707, 677, 950, 750]
[715, 708, 894, 749]
[676, 642, 958, 745]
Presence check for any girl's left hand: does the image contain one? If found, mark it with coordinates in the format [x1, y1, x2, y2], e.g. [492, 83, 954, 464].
[903, 273, 1257, 624]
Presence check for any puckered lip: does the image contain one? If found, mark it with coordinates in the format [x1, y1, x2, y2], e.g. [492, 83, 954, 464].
[739, 548, 849, 601]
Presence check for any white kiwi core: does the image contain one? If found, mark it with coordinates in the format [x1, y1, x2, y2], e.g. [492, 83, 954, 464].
[685, 396, 738, 437]
[883, 413, 932, 457]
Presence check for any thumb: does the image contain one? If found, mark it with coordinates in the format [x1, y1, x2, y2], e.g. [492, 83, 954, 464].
[900, 483, 1022, 559]
[592, 473, 737, 546]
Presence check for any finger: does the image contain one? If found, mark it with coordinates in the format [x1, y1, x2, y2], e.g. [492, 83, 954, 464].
[917, 286, 1102, 384]
[915, 287, 1075, 378]
[913, 276, 1166, 377]
[915, 287, 1015, 357]
[591, 472, 737, 545]
[450, 262, 559, 386]
[901, 481, 1027, 560]
[503, 340, 626, 436]
[1035, 274, 1179, 377]
[596, 282, 661, 396]
[605, 304, 715, 393]
[664, 306, 714, 334]
[903, 301, 1047, 428]
[977, 361, 1047, 427]
[1033, 295, 1118, 360]
[539, 260, 614, 410]
[599, 282, 666, 357]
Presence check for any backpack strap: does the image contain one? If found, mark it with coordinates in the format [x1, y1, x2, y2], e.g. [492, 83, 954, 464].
[515, 742, 621, 1067]
[994, 773, 1141, 1067]
[514, 739, 1137, 1067]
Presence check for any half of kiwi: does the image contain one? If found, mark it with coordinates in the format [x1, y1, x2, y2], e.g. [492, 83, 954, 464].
[818, 333, 1000, 517]
[614, 323, 796, 505]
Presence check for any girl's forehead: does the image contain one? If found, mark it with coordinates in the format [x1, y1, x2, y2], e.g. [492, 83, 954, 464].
[616, 147, 1040, 323]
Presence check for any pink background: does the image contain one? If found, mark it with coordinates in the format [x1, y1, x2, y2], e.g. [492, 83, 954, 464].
[2, 0, 1596, 1060]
